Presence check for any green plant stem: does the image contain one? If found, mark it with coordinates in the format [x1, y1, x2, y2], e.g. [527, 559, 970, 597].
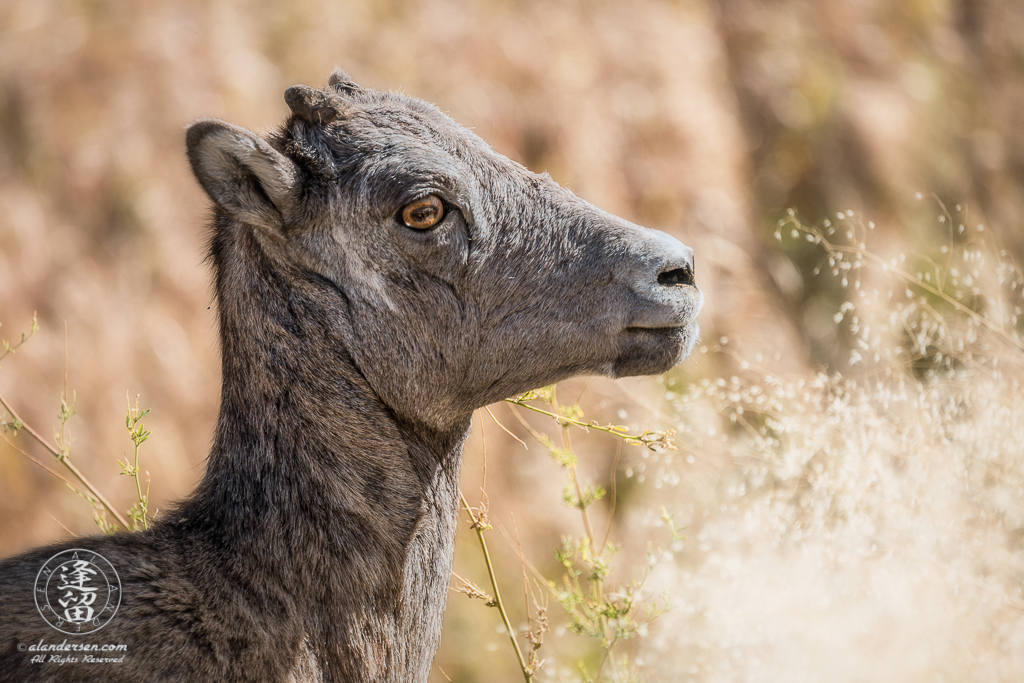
[549, 391, 613, 663]
[0, 392, 130, 530]
[459, 491, 533, 682]
[564, 433, 614, 654]
[132, 441, 149, 530]
[0, 313, 38, 366]
[122, 394, 152, 530]
[504, 397, 667, 447]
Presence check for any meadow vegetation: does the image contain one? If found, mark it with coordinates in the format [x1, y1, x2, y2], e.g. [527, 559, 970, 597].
[437, 202, 1024, 681]
[2, 1, 1024, 681]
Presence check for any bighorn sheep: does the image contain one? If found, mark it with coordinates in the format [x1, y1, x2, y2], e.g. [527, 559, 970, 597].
[0, 69, 701, 682]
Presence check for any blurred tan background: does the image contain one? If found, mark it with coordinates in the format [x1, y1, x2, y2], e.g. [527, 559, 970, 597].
[2, 1, 1023, 681]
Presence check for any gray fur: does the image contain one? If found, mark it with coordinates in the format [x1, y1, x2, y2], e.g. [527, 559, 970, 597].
[0, 70, 702, 682]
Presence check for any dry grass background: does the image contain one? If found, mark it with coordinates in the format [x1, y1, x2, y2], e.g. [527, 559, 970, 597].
[2, 1, 1024, 681]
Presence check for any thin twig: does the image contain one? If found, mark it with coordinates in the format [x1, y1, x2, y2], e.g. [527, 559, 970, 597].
[504, 396, 673, 450]
[459, 490, 532, 682]
[512, 514, 547, 674]
[484, 405, 527, 448]
[0, 430, 78, 489]
[600, 441, 623, 552]
[0, 312, 39, 366]
[512, 514, 532, 624]
[479, 413, 488, 501]
[0, 392, 130, 530]
[48, 513, 77, 538]
[505, 403, 553, 445]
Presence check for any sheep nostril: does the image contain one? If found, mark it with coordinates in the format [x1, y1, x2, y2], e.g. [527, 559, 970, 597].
[657, 265, 694, 287]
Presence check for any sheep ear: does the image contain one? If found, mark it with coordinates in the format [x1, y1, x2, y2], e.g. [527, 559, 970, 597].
[186, 119, 298, 231]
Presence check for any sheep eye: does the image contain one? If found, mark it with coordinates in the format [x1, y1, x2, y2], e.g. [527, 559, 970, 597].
[400, 195, 445, 230]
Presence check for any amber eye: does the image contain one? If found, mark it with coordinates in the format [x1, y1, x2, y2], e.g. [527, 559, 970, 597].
[400, 195, 445, 230]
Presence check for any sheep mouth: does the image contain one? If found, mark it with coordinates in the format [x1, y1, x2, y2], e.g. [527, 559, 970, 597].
[625, 321, 691, 334]
[625, 320, 699, 349]
[612, 320, 700, 377]
[624, 311, 700, 337]
[620, 285, 703, 333]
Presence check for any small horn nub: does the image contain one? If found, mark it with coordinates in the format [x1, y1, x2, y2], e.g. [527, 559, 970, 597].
[327, 68, 361, 95]
[284, 85, 341, 126]
[328, 68, 354, 88]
